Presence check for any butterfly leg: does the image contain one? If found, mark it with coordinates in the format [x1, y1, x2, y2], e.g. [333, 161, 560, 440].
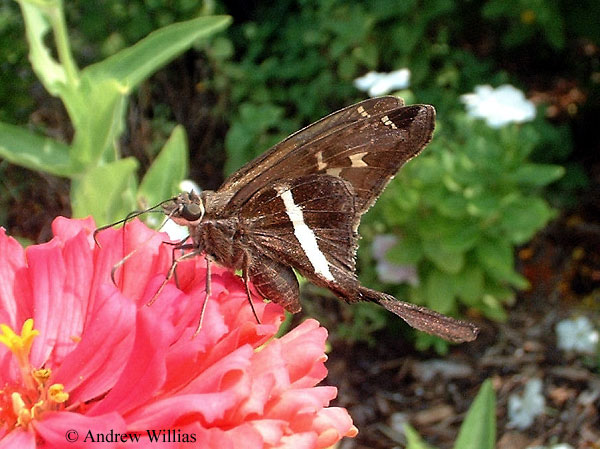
[160, 237, 191, 288]
[242, 263, 261, 325]
[146, 246, 200, 306]
[192, 256, 212, 336]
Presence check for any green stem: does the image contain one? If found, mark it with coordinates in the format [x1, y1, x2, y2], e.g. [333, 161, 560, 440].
[47, 0, 79, 88]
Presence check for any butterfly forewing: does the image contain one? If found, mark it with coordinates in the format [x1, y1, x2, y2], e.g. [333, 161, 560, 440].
[307, 104, 435, 214]
[219, 96, 405, 195]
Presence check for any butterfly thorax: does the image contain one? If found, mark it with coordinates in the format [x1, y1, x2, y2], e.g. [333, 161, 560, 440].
[163, 191, 247, 270]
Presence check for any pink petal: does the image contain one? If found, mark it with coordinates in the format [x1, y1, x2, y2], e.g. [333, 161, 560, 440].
[176, 345, 253, 396]
[0, 228, 33, 327]
[93, 220, 172, 304]
[51, 216, 96, 245]
[274, 432, 318, 449]
[160, 297, 233, 393]
[223, 424, 263, 449]
[54, 284, 136, 403]
[229, 370, 277, 421]
[265, 386, 338, 419]
[125, 392, 238, 429]
[313, 408, 358, 446]
[27, 230, 92, 367]
[33, 411, 126, 449]
[88, 307, 171, 416]
[248, 419, 287, 446]
[278, 319, 329, 387]
[0, 429, 35, 449]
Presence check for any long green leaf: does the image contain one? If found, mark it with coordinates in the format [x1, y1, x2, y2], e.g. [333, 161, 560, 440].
[453, 379, 496, 449]
[16, 1, 68, 97]
[84, 16, 231, 92]
[67, 77, 128, 168]
[0, 121, 75, 177]
[138, 125, 188, 207]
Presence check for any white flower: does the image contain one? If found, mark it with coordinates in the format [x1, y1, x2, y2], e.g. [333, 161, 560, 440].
[354, 69, 411, 97]
[460, 84, 536, 128]
[163, 179, 202, 240]
[372, 234, 419, 286]
[507, 378, 545, 429]
[556, 316, 599, 354]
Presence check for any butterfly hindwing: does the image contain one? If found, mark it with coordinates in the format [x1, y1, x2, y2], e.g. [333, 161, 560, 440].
[240, 174, 359, 282]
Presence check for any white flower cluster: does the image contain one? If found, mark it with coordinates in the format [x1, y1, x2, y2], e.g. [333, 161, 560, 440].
[556, 316, 599, 354]
[354, 69, 411, 97]
[507, 378, 545, 429]
[460, 84, 536, 128]
[371, 234, 419, 286]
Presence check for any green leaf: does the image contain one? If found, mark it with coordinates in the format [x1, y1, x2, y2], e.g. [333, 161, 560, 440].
[425, 270, 456, 314]
[405, 423, 438, 449]
[423, 238, 465, 273]
[499, 197, 555, 245]
[387, 234, 423, 265]
[0, 121, 75, 177]
[67, 77, 127, 168]
[85, 16, 231, 92]
[138, 125, 188, 207]
[467, 194, 500, 218]
[474, 238, 515, 283]
[441, 222, 480, 253]
[509, 163, 564, 186]
[410, 156, 444, 184]
[481, 293, 509, 321]
[455, 266, 484, 305]
[436, 193, 468, 218]
[453, 379, 496, 449]
[71, 158, 138, 225]
[17, 1, 68, 97]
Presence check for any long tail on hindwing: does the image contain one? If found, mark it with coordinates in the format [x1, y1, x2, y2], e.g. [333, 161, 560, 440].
[358, 286, 479, 343]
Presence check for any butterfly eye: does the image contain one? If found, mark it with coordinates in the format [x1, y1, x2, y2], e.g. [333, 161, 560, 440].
[180, 203, 204, 221]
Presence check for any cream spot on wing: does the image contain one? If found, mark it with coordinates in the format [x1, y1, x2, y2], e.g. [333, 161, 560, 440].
[349, 152, 368, 168]
[316, 151, 327, 171]
[357, 105, 371, 118]
[381, 115, 398, 129]
[277, 187, 334, 281]
[326, 167, 343, 177]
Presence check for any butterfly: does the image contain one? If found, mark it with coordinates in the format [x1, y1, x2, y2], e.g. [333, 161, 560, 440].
[108, 96, 478, 342]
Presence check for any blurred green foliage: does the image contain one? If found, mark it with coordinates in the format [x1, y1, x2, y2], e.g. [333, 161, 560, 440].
[361, 116, 563, 351]
[0, 0, 229, 225]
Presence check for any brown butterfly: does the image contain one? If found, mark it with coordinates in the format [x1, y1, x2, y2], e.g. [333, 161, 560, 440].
[100, 96, 478, 342]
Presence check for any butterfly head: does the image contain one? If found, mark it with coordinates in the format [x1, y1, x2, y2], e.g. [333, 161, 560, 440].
[162, 191, 205, 226]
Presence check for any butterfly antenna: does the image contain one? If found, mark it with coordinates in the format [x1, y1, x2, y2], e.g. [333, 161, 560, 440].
[93, 197, 176, 247]
[93, 198, 181, 285]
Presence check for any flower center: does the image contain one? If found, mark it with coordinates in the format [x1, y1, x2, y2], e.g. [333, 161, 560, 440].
[0, 319, 69, 430]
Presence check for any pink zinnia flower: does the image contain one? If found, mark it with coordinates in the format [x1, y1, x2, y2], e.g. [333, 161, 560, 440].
[0, 217, 357, 448]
